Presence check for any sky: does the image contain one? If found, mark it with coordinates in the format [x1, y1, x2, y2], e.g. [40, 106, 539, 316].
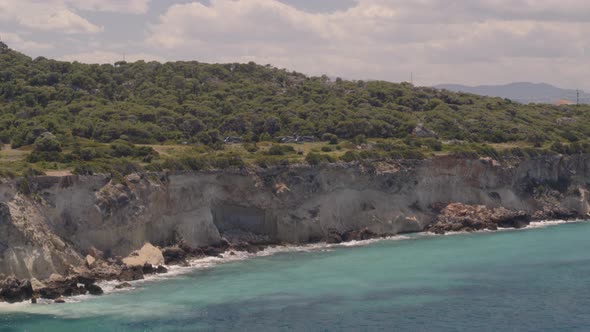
[0, 0, 589, 90]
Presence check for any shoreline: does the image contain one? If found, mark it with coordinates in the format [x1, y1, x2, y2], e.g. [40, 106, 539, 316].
[0, 217, 585, 308]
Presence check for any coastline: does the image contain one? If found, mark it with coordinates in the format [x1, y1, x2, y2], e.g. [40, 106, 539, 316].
[1, 154, 589, 305]
[0, 217, 585, 308]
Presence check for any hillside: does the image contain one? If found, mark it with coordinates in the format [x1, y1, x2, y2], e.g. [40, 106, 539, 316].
[1, 42, 590, 176]
[435, 82, 590, 104]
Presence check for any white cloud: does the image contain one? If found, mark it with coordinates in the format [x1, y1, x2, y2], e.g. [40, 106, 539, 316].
[67, 0, 151, 14]
[0, 0, 102, 34]
[145, 0, 590, 89]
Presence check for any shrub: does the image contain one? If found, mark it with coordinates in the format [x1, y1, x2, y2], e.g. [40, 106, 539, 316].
[321, 133, 339, 145]
[423, 138, 442, 151]
[267, 145, 295, 156]
[27, 151, 63, 163]
[73, 164, 95, 176]
[341, 151, 360, 162]
[352, 134, 367, 145]
[211, 154, 244, 169]
[305, 152, 335, 165]
[180, 156, 209, 171]
[244, 143, 259, 153]
[34, 132, 61, 152]
[253, 156, 289, 168]
[110, 142, 156, 159]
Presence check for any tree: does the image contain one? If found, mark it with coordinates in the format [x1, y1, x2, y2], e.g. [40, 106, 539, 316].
[34, 132, 61, 152]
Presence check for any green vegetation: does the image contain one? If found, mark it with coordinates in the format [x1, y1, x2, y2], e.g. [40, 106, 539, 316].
[0, 41, 589, 176]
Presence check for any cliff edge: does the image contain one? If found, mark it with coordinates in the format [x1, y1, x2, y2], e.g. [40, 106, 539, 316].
[0, 155, 588, 281]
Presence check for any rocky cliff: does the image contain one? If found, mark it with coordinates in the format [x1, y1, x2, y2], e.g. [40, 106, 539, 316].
[1, 155, 589, 281]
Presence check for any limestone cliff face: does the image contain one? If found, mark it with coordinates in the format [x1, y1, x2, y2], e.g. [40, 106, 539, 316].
[1, 155, 589, 280]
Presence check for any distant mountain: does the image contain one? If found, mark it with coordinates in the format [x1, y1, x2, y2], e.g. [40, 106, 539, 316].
[434, 82, 590, 104]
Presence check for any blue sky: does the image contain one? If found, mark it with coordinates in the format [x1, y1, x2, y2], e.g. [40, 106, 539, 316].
[0, 0, 589, 89]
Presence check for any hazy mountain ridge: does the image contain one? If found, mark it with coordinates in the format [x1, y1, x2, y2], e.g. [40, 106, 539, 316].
[435, 82, 590, 104]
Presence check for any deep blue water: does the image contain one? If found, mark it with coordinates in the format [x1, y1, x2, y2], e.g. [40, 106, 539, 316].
[1, 221, 590, 331]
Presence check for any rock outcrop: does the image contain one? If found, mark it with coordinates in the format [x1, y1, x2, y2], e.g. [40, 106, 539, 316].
[426, 203, 531, 234]
[0, 277, 33, 303]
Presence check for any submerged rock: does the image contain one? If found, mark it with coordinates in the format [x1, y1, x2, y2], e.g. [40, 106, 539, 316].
[115, 282, 133, 289]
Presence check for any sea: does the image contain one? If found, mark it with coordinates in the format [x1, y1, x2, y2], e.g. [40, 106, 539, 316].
[0, 220, 589, 331]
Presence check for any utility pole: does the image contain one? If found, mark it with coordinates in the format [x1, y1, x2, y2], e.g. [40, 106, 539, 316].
[577, 89, 580, 105]
[410, 72, 413, 85]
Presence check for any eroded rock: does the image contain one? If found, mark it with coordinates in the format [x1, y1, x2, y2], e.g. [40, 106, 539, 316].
[0, 278, 33, 303]
[427, 203, 532, 234]
[162, 247, 187, 265]
[118, 266, 144, 281]
[122, 243, 165, 267]
[85, 284, 103, 295]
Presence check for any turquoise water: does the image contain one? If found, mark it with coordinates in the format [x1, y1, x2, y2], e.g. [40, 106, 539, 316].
[1, 221, 590, 331]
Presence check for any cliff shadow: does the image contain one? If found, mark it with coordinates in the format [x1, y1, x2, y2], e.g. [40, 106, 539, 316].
[211, 203, 278, 243]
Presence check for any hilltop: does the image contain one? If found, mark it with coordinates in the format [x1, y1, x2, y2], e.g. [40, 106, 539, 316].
[1, 44, 590, 176]
[435, 82, 590, 105]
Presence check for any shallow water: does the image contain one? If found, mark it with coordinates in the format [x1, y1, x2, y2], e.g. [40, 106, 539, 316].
[1, 221, 589, 331]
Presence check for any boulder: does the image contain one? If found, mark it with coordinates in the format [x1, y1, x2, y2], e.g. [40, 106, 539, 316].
[155, 266, 168, 274]
[203, 247, 225, 257]
[122, 243, 165, 267]
[86, 255, 96, 268]
[39, 279, 87, 300]
[87, 247, 104, 259]
[162, 247, 187, 265]
[85, 284, 103, 296]
[325, 229, 343, 244]
[30, 278, 46, 292]
[142, 263, 155, 275]
[118, 266, 144, 281]
[231, 242, 259, 253]
[54, 297, 66, 304]
[74, 274, 97, 286]
[49, 273, 65, 283]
